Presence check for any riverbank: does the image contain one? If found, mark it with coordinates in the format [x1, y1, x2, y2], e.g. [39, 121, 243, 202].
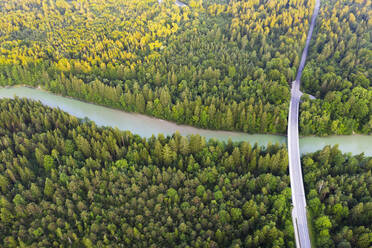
[1, 86, 371, 156]
[3, 84, 369, 138]
[3, 84, 288, 135]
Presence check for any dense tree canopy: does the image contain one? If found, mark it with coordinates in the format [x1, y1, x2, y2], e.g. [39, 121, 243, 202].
[300, 0, 372, 136]
[0, 0, 370, 136]
[0, 0, 371, 246]
[0, 0, 317, 134]
[303, 145, 372, 248]
[1, 98, 371, 247]
[0, 98, 294, 247]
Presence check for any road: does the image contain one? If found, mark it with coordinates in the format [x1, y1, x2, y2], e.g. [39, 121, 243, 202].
[158, 0, 187, 7]
[288, 0, 320, 248]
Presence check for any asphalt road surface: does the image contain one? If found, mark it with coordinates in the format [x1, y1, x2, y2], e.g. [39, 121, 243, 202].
[288, 0, 320, 247]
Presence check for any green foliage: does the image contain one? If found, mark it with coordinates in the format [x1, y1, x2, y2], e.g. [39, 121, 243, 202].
[315, 216, 332, 231]
[43, 155, 54, 172]
[230, 208, 242, 222]
[303, 146, 372, 248]
[214, 190, 223, 201]
[43, 178, 54, 198]
[167, 188, 179, 202]
[1, 98, 371, 247]
[0, 98, 293, 247]
[196, 185, 205, 197]
[300, 0, 371, 136]
[0, 0, 318, 134]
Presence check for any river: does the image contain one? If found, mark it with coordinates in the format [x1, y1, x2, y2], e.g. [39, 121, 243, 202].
[0, 86, 370, 156]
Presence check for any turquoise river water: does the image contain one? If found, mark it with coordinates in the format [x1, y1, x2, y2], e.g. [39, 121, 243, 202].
[0, 87, 370, 156]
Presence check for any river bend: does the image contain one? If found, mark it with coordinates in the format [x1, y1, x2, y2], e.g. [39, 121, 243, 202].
[0, 86, 370, 156]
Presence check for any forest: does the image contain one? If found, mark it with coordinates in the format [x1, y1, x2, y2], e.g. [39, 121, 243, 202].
[0, 0, 316, 134]
[1, 98, 371, 247]
[303, 145, 371, 248]
[300, 0, 371, 136]
[0, 98, 294, 247]
[0, 0, 371, 247]
[0, 1, 370, 136]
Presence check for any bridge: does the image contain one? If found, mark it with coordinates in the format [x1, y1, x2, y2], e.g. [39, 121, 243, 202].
[287, 0, 320, 247]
